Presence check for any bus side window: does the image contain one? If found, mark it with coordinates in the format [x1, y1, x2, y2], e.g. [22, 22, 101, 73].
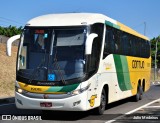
[147, 41, 151, 57]
[144, 41, 150, 58]
[103, 25, 150, 58]
[131, 37, 136, 56]
[122, 32, 130, 56]
[104, 27, 119, 57]
[110, 30, 115, 53]
[103, 27, 115, 59]
[140, 39, 143, 57]
[143, 41, 147, 57]
[89, 23, 104, 73]
[103, 30, 110, 59]
[114, 29, 121, 54]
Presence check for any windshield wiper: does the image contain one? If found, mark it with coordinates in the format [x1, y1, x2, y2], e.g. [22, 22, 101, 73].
[49, 31, 66, 85]
[52, 46, 66, 85]
[28, 50, 47, 83]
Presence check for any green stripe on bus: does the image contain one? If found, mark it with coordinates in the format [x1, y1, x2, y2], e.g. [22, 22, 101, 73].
[113, 55, 132, 91]
[45, 83, 80, 93]
[60, 83, 79, 92]
[105, 21, 120, 30]
[113, 55, 127, 91]
[120, 56, 132, 90]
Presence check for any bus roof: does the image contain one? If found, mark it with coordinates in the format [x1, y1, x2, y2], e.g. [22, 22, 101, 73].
[26, 13, 149, 40]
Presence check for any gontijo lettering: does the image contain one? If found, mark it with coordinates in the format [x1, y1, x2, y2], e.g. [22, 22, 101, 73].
[132, 60, 145, 69]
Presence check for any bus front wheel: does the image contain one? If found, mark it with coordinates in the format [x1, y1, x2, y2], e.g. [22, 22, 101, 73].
[94, 88, 106, 115]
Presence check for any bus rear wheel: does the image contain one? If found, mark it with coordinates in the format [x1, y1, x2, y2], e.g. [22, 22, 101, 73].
[133, 85, 143, 102]
[94, 88, 106, 115]
[139, 86, 143, 100]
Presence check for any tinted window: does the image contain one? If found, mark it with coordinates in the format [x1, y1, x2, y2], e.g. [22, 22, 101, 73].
[103, 25, 150, 59]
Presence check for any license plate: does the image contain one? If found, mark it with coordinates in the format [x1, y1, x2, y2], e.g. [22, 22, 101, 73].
[40, 102, 52, 107]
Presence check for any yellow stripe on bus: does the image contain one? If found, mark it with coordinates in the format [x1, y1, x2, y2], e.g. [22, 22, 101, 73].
[117, 22, 149, 40]
[126, 56, 151, 95]
[18, 82, 66, 94]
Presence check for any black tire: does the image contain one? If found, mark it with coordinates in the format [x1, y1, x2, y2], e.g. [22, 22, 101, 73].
[133, 85, 142, 102]
[94, 88, 106, 115]
[139, 86, 143, 100]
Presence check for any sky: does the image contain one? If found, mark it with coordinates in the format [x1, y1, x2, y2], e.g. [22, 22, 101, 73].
[0, 0, 160, 39]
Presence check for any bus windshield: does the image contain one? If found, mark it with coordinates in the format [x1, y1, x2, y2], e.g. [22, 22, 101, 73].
[17, 27, 87, 83]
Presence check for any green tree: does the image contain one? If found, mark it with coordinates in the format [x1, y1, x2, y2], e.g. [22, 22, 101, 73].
[0, 25, 22, 37]
[150, 36, 160, 68]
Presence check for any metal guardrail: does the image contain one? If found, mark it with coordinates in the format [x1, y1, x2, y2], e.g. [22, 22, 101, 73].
[0, 35, 19, 46]
[151, 68, 160, 82]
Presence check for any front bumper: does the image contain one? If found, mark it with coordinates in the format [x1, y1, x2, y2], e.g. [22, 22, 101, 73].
[15, 91, 88, 111]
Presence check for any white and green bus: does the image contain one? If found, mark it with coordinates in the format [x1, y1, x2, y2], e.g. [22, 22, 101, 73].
[7, 13, 151, 115]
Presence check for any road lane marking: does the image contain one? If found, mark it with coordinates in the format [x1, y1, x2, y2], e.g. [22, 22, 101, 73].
[0, 103, 15, 107]
[105, 98, 160, 123]
[143, 106, 160, 108]
[125, 99, 160, 114]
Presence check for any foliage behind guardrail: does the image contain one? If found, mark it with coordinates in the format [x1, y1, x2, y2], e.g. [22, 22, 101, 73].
[0, 25, 22, 37]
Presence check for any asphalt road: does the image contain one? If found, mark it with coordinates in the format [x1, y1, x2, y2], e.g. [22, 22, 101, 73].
[0, 84, 160, 123]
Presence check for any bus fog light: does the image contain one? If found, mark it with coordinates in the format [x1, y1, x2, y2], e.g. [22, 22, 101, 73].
[73, 100, 81, 106]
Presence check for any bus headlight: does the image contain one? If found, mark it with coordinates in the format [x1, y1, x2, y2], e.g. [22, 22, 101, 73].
[15, 86, 27, 94]
[18, 88, 23, 93]
[69, 84, 91, 96]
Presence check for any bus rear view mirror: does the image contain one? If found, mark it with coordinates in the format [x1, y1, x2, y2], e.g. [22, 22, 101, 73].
[85, 33, 98, 55]
[6, 35, 20, 56]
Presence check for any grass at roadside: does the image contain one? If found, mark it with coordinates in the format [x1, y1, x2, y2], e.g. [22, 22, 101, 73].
[0, 43, 17, 98]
